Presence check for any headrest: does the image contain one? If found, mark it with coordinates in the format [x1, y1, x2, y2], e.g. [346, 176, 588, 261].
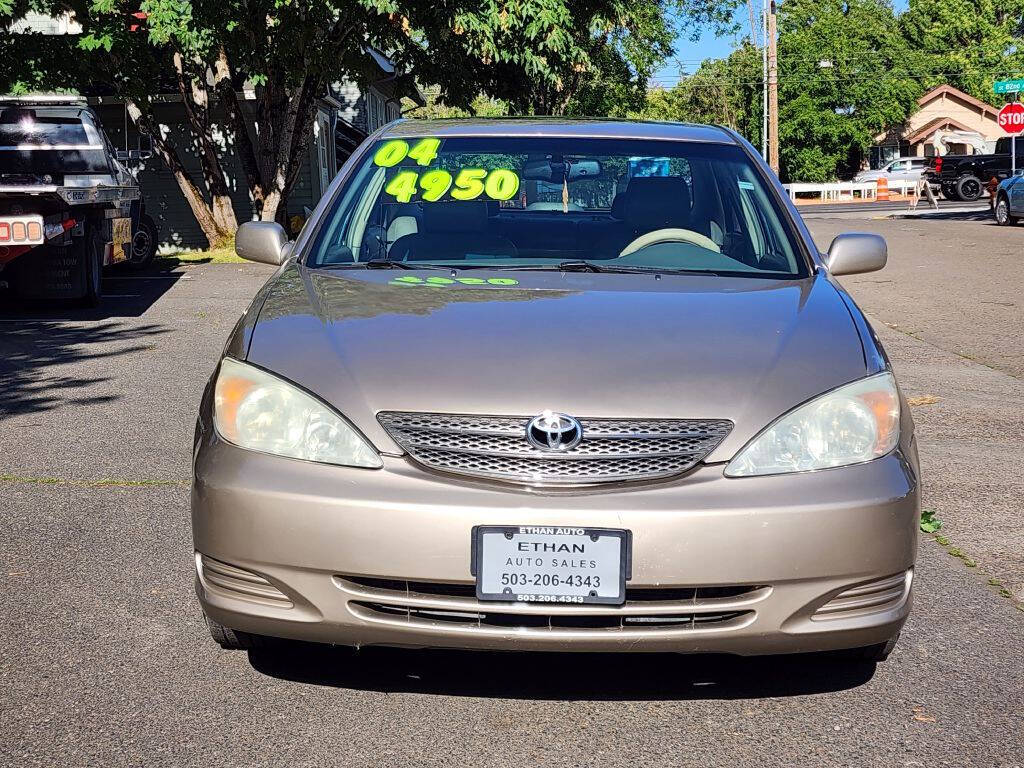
[621, 177, 692, 229]
[610, 189, 627, 219]
[422, 201, 489, 233]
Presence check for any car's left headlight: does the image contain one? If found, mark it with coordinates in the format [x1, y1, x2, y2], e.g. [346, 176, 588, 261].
[725, 372, 900, 477]
[213, 357, 382, 468]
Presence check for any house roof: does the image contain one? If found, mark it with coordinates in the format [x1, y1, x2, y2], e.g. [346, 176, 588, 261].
[918, 84, 999, 118]
[906, 115, 976, 144]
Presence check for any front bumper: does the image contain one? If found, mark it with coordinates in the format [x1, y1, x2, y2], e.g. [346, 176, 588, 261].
[192, 436, 919, 655]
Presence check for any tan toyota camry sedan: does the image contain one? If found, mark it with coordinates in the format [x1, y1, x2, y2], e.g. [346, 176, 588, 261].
[192, 119, 919, 662]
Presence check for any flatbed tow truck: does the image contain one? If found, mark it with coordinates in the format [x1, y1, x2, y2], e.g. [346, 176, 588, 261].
[0, 95, 157, 306]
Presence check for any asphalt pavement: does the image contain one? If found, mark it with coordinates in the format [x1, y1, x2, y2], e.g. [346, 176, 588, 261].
[2, 222, 1022, 767]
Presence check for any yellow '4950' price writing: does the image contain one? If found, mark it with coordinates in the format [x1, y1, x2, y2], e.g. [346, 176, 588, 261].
[384, 168, 520, 203]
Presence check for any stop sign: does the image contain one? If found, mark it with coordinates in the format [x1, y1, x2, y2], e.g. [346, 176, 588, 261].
[998, 102, 1024, 134]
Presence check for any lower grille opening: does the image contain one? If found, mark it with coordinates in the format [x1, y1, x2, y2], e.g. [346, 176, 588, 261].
[197, 554, 292, 608]
[351, 601, 752, 632]
[812, 571, 911, 620]
[339, 575, 767, 604]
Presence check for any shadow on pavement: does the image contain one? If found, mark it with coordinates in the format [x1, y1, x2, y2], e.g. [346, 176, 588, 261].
[248, 642, 876, 700]
[0, 303, 173, 418]
[901, 208, 994, 222]
[0, 267, 183, 321]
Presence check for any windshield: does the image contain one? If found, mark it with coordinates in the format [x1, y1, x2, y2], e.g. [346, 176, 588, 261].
[0, 107, 102, 148]
[308, 135, 807, 277]
[0, 106, 111, 176]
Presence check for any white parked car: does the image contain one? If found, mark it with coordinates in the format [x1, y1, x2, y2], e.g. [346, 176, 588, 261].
[854, 157, 929, 184]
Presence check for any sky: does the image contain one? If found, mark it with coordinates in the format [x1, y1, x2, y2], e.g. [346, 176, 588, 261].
[653, 0, 912, 89]
[651, 24, 741, 89]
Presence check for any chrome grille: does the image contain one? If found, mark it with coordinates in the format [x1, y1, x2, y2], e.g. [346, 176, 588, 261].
[337, 575, 769, 604]
[350, 601, 754, 633]
[378, 412, 733, 485]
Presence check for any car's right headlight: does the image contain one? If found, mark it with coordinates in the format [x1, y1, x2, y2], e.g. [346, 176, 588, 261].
[213, 357, 382, 468]
[725, 372, 900, 477]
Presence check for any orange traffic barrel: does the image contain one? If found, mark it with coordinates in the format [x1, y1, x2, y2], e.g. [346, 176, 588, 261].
[876, 177, 889, 201]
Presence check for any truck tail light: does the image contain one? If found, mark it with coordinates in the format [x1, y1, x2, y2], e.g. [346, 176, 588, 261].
[934, 157, 942, 173]
[0, 222, 8, 242]
[27, 221, 42, 241]
[11, 222, 26, 242]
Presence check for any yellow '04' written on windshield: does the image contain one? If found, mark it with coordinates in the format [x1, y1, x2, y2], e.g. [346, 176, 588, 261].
[373, 138, 521, 204]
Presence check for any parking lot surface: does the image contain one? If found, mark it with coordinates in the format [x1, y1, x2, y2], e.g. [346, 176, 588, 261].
[2, 217, 1022, 767]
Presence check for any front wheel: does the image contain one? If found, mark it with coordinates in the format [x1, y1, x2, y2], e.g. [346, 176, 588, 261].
[128, 213, 158, 268]
[995, 196, 1018, 226]
[955, 174, 983, 202]
[78, 223, 104, 307]
[205, 615, 267, 650]
[834, 632, 901, 663]
[940, 184, 959, 201]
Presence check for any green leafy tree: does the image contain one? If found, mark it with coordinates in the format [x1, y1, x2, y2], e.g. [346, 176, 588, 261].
[640, 41, 762, 145]
[777, 0, 922, 181]
[900, 0, 1024, 104]
[2, 0, 706, 245]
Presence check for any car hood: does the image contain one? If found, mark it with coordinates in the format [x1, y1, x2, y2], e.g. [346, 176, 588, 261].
[245, 265, 870, 462]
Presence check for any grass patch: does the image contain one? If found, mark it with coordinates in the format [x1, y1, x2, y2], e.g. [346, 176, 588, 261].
[156, 238, 244, 266]
[1, 473, 186, 488]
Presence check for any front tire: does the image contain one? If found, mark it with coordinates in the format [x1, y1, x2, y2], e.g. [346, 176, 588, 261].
[78, 223, 104, 307]
[995, 195, 1018, 226]
[128, 213, 158, 268]
[955, 174, 983, 202]
[205, 615, 267, 650]
[940, 183, 959, 201]
[835, 632, 901, 663]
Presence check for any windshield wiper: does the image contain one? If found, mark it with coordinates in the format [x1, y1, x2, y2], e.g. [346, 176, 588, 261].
[349, 259, 449, 271]
[487, 261, 721, 276]
[483, 260, 620, 273]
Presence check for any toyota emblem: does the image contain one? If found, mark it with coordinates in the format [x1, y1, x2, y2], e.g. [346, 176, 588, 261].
[526, 411, 583, 452]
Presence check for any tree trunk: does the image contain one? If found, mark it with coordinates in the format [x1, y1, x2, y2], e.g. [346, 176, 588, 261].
[126, 100, 228, 248]
[215, 46, 266, 217]
[173, 50, 238, 237]
[247, 22, 357, 225]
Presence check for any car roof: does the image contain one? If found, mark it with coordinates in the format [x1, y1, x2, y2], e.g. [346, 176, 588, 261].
[379, 118, 738, 145]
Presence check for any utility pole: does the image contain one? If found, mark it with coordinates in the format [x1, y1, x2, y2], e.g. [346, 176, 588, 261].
[767, 0, 779, 174]
[761, 0, 768, 159]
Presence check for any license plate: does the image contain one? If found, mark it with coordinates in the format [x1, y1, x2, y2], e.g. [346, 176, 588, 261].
[471, 526, 630, 605]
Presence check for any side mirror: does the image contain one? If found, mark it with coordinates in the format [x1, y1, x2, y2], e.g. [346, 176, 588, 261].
[235, 221, 289, 266]
[826, 233, 887, 276]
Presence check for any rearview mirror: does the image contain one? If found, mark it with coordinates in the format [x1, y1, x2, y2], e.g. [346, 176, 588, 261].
[521, 159, 603, 182]
[235, 221, 289, 266]
[116, 149, 151, 164]
[826, 233, 887, 276]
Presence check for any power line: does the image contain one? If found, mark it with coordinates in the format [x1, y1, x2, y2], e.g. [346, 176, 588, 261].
[648, 66, 1023, 88]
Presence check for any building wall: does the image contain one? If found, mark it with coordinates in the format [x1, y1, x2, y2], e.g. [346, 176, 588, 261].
[93, 100, 318, 250]
[908, 93, 1003, 145]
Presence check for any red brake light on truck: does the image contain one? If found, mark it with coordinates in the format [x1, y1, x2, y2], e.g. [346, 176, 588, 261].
[0, 222, 9, 241]
[934, 157, 942, 173]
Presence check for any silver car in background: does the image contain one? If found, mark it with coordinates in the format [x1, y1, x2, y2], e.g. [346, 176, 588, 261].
[853, 156, 928, 184]
[192, 119, 919, 664]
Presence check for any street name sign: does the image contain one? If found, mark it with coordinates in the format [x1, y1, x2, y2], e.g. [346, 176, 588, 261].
[994, 79, 1024, 94]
